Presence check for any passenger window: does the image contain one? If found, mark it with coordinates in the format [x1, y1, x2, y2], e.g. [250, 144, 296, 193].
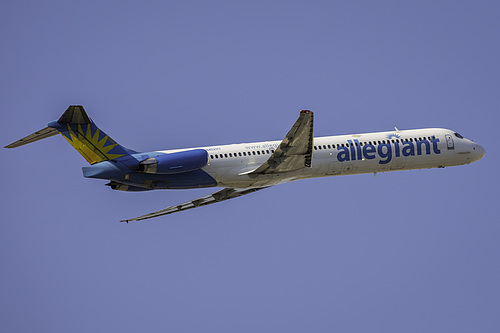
[271, 149, 275, 153]
[229, 153, 232, 157]
[327, 145, 331, 149]
[210, 155, 214, 159]
[224, 154, 228, 158]
[252, 151, 256, 155]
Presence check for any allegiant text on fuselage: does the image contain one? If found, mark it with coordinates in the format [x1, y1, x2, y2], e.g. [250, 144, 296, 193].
[337, 138, 441, 164]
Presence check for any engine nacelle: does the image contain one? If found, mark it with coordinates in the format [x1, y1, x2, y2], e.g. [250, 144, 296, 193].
[138, 149, 208, 174]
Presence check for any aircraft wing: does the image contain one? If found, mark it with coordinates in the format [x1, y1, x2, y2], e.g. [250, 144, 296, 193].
[250, 110, 314, 174]
[120, 186, 269, 222]
[5, 127, 59, 148]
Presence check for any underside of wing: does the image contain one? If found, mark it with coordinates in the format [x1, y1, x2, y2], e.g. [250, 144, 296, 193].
[120, 186, 269, 222]
[5, 127, 59, 148]
[251, 110, 314, 174]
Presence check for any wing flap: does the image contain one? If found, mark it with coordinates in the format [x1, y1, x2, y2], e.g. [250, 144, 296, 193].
[120, 187, 269, 222]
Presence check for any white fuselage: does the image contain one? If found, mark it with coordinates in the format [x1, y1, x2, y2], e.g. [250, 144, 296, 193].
[159, 128, 485, 189]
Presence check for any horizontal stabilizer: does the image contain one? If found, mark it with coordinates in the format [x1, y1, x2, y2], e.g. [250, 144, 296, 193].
[4, 127, 59, 148]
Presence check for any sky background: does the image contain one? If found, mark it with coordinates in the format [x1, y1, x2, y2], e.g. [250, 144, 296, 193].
[1, 1, 499, 332]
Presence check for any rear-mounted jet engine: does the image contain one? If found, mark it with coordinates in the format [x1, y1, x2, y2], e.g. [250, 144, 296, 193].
[138, 149, 208, 174]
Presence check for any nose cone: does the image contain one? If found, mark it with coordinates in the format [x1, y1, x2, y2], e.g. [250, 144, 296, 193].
[472, 144, 485, 162]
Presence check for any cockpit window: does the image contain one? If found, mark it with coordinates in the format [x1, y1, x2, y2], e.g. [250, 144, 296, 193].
[454, 132, 464, 139]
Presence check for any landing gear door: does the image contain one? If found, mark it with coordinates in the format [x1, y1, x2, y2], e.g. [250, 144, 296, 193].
[445, 134, 454, 150]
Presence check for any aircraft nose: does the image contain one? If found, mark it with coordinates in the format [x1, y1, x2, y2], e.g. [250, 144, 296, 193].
[472, 143, 485, 161]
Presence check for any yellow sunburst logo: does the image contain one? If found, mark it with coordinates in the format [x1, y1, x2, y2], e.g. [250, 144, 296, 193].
[62, 124, 125, 164]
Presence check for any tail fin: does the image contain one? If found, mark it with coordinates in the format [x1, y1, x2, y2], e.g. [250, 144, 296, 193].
[5, 105, 134, 165]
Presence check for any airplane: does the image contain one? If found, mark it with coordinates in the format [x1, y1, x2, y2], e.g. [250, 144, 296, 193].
[5, 105, 485, 222]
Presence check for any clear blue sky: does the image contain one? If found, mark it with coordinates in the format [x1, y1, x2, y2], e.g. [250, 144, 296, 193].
[1, 1, 498, 332]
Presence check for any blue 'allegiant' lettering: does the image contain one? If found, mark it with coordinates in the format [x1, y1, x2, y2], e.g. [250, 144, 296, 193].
[354, 140, 362, 160]
[362, 144, 376, 159]
[402, 141, 415, 156]
[337, 137, 441, 164]
[378, 143, 392, 164]
[347, 140, 356, 161]
[431, 138, 440, 154]
[337, 146, 350, 162]
[416, 140, 431, 155]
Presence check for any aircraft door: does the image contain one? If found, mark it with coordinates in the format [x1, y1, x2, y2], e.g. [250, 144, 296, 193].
[445, 134, 454, 150]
